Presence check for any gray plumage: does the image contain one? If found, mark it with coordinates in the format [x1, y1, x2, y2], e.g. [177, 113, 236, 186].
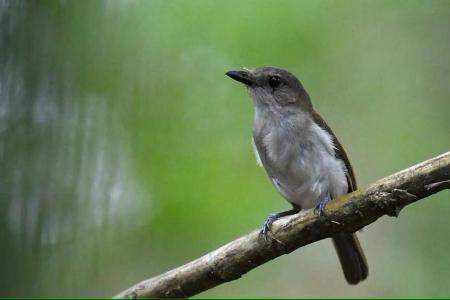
[226, 66, 368, 285]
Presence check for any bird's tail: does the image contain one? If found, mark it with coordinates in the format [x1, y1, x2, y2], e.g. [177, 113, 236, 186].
[332, 233, 368, 285]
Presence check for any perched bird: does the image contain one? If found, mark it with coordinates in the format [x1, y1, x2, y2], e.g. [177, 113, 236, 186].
[226, 66, 368, 284]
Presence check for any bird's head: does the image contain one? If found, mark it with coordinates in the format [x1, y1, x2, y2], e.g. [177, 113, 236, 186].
[226, 66, 312, 113]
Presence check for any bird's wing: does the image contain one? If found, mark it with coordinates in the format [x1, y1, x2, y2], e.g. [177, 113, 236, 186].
[311, 111, 357, 192]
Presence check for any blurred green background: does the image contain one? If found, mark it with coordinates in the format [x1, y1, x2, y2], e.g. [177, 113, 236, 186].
[1, 0, 449, 297]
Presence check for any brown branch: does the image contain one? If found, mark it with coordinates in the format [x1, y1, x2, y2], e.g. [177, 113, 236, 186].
[115, 152, 450, 298]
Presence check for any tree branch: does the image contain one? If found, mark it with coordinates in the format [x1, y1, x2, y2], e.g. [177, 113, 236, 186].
[115, 152, 450, 298]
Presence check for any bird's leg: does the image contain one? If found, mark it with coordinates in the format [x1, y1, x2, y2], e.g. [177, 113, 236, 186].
[260, 207, 300, 239]
[314, 192, 332, 216]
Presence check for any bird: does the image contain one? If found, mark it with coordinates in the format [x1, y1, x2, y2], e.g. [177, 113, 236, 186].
[226, 66, 368, 285]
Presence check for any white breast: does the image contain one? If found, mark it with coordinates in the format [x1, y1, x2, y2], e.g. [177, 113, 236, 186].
[254, 118, 348, 209]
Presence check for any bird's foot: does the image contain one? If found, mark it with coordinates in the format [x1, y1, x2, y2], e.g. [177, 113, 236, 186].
[260, 213, 278, 240]
[314, 193, 332, 217]
[259, 208, 300, 240]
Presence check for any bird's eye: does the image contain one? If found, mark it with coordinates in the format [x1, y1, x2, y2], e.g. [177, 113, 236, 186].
[268, 75, 281, 88]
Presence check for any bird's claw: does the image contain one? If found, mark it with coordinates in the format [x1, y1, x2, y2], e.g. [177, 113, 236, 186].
[259, 209, 300, 240]
[314, 193, 331, 217]
[259, 213, 277, 240]
[314, 202, 326, 217]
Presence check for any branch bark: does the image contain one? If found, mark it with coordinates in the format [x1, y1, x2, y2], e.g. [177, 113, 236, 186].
[115, 152, 450, 298]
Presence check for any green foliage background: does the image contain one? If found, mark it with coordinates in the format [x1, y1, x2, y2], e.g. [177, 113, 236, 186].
[1, 0, 449, 297]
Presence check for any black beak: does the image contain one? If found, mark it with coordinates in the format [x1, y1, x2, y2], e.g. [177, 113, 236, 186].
[225, 70, 253, 86]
